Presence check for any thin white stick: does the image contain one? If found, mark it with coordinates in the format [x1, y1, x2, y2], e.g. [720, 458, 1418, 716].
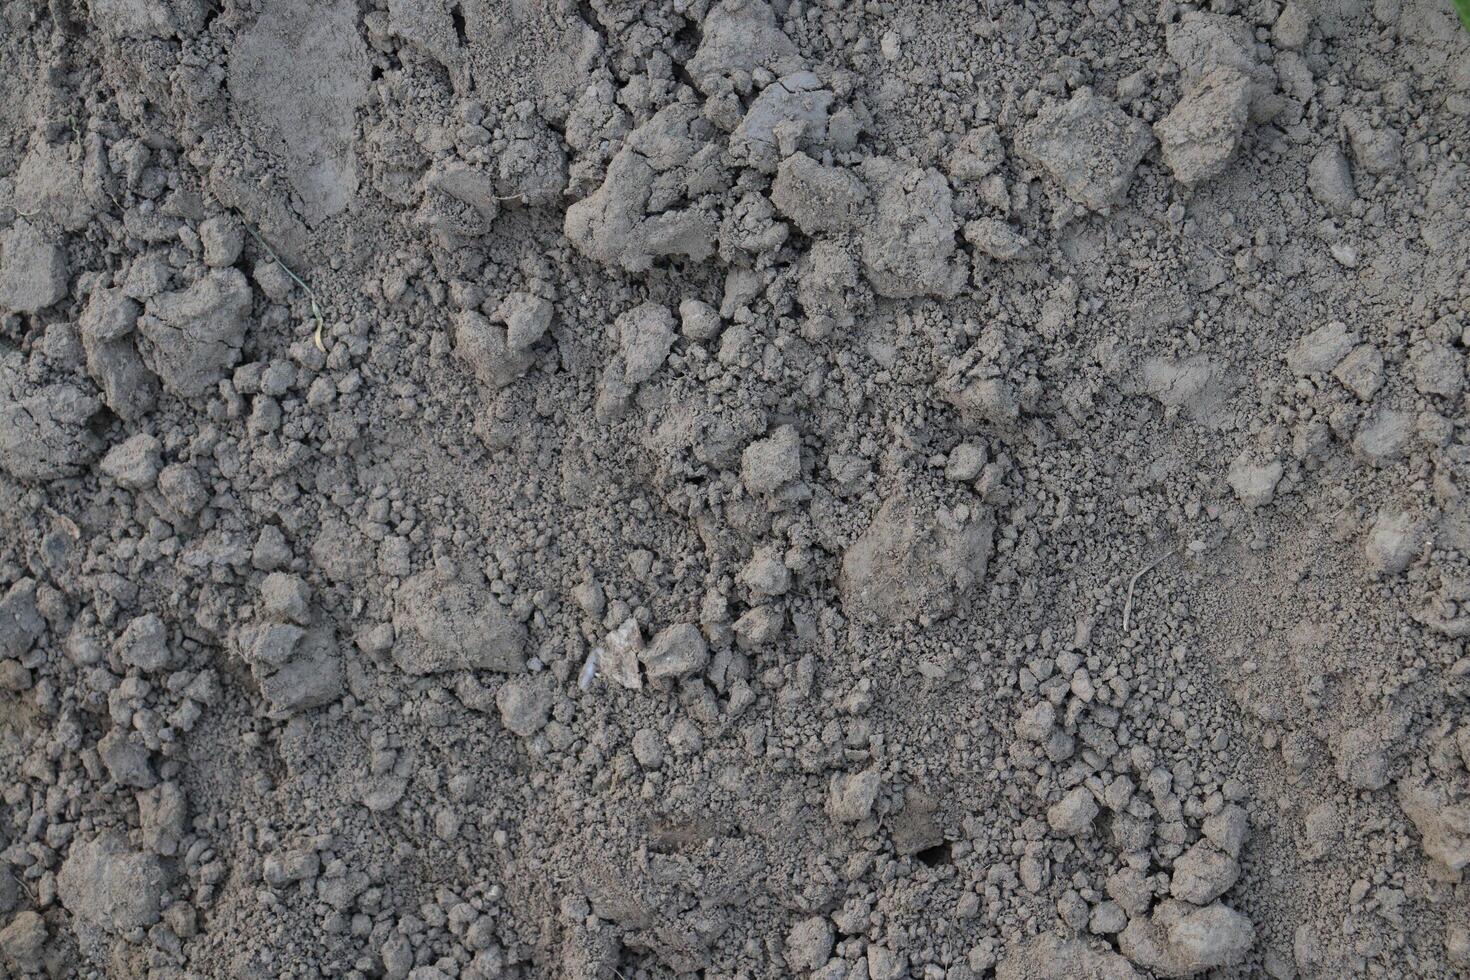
[242, 222, 327, 353]
[1122, 550, 1172, 633]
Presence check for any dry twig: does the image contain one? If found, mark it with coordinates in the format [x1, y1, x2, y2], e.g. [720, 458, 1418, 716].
[1122, 549, 1175, 633]
[242, 222, 327, 353]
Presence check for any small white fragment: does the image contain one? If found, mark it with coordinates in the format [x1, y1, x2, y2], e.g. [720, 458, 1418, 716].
[601, 617, 644, 690]
[578, 647, 601, 691]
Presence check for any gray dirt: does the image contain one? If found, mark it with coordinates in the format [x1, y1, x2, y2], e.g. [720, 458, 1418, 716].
[1, 0, 1470, 977]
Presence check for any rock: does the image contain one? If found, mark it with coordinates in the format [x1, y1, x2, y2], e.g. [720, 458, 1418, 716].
[138, 781, 188, 856]
[1331, 344, 1384, 400]
[124, 250, 175, 296]
[948, 125, 1005, 181]
[1048, 787, 1099, 837]
[0, 658, 33, 691]
[1140, 355, 1231, 428]
[99, 728, 157, 788]
[1091, 902, 1128, 935]
[630, 728, 664, 769]
[785, 915, 835, 972]
[733, 604, 784, 650]
[238, 611, 342, 717]
[1120, 900, 1255, 977]
[316, 865, 370, 910]
[616, 302, 677, 384]
[1352, 409, 1414, 465]
[678, 299, 722, 341]
[1333, 239, 1360, 267]
[1169, 841, 1240, 904]
[828, 769, 880, 823]
[1107, 868, 1154, 917]
[58, 832, 168, 934]
[247, 621, 308, 669]
[1307, 147, 1356, 212]
[741, 425, 801, 495]
[946, 443, 989, 482]
[420, 162, 500, 235]
[391, 571, 527, 674]
[885, 787, 942, 856]
[593, 364, 629, 423]
[1399, 777, 1470, 874]
[1364, 510, 1425, 575]
[1409, 342, 1464, 398]
[499, 292, 554, 353]
[564, 104, 723, 273]
[0, 352, 102, 482]
[253, 525, 292, 571]
[417, 185, 490, 249]
[100, 432, 162, 490]
[1166, 903, 1255, 973]
[454, 310, 535, 392]
[263, 848, 321, 887]
[840, 493, 994, 626]
[14, 138, 94, 231]
[1226, 453, 1283, 508]
[1154, 68, 1252, 187]
[797, 238, 864, 329]
[256, 627, 342, 717]
[859, 159, 963, 299]
[593, 360, 635, 423]
[0, 579, 44, 659]
[717, 268, 762, 317]
[639, 623, 709, 681]
[599, 617, 644, 691]
[199, 215, 244, 267]
[496, 677, 552, 737]
[117, 612, 172, 671]
[730, 71, 833, 173]
[79, 286, 158, 421]
[1203, 805, 1249, 858]
[770, 152, 867, 235]
[1016, 701, 1056, 742]
[139, 268, 252, 398]
[387, 0, 468, 87]
[1343, 112, 1401, 175]
[261, 572, 312, 626]
[686, 0, 802, 96]
[1118, 909, 1178, 976]
[1273, 1, 1312, 48]
[944, 374, 1020, 430]
[418, 184, 496, 246]
[1301, 801, 1342, 861]
[1014, 89, 1153, 211]
[1286, 320, 1358, 374]
[867, 944, 906, 980]
[360, 774, 407, 813]
[1448, 924, 1470, 968]
[1292, 419, 1334, 461]
[997, 933, 1141, 980]
[964, 219, 1028, 261]
[0, 910, 45, 972]
[0, 221, 68, 313]
[1165, 13, 1279, 123]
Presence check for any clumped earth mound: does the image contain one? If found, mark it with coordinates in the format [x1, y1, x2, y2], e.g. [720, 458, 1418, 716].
[1, 0, 1469, 978]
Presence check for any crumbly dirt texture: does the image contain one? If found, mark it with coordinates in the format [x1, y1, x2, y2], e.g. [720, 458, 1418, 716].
[2, 0, 1470, 977]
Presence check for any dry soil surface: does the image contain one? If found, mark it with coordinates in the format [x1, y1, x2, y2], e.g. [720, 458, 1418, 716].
[2, 0, 1470, 978]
